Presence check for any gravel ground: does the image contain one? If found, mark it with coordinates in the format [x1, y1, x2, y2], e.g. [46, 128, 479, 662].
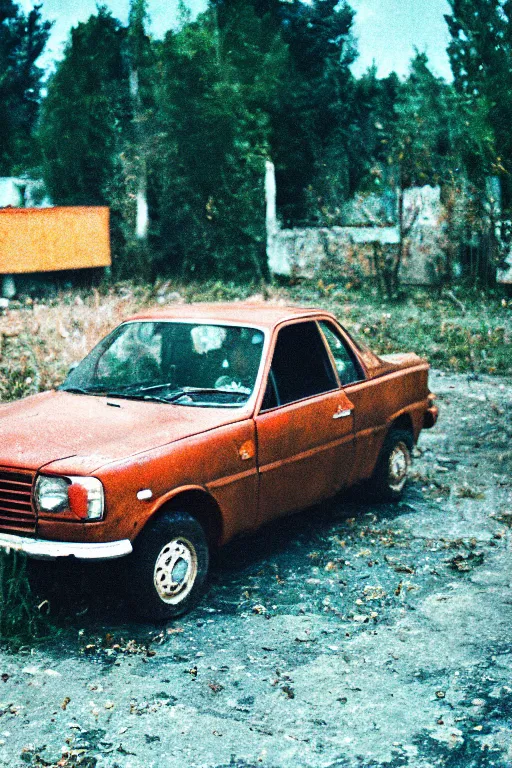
[0, 369, 511, 768]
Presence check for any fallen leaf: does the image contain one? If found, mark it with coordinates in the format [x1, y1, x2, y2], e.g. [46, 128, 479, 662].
[447, 551, 485, 572]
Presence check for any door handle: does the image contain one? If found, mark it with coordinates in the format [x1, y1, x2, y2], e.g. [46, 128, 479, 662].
[333, 408, 352, 419]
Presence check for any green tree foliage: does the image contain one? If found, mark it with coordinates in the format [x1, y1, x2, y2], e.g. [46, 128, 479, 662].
[39, 7, 130, 206]
[445, 0, 509, 200]
[354, 54, 465, 296]
[210, 0, 287, 114]
[351, 53, 465, 203]
[275, 0, 358, 223]
[109, 0, 158, 275]
[154, 5, 287, 278]
[127, 0, 156, 120]
[444, 1, 512, 280]
[0, 0, 51, 174]
[390, 52, 461, 190]
[212, 0, 358, 225]
[32, 0, 501, 285]
[348, 66, 400, 195]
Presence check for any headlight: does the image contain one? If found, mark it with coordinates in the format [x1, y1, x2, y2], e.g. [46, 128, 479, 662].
[35, 475, 104, 521]
[34, 476, 70, 514]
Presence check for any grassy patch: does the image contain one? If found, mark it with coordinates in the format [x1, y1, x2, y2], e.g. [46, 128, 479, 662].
[0, 280, 509, 405]
[289, 282, 512, 376]
[0, 551, 51, 650]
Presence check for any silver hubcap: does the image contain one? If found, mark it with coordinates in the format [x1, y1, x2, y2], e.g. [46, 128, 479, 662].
[153, 537, 198, 604]
[388, 442, 411, 492]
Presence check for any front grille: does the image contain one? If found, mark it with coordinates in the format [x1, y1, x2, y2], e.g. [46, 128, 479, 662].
[0, 469, 36, 535]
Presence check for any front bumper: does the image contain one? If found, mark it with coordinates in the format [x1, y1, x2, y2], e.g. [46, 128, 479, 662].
[0, 532, 132, 561]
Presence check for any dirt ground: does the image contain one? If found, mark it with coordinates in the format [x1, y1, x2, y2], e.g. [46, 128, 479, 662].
[0, 369, 511, 768]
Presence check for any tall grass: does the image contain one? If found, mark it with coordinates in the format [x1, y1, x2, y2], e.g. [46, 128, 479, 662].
[0, 280, 509, 404]
[0, 550, 50, 649]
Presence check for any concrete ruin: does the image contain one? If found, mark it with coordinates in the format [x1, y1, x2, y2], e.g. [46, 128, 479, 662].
[0, 177, 51, 209]
[266, 161, 446, 285]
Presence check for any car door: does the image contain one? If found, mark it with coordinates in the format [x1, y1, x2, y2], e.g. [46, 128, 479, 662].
[255, 320, 355, 525]
[318, 319, 384, 484]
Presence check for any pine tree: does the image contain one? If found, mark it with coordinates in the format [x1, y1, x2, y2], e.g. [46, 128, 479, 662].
[391, 52, 459, 190]
[211, 0, 357, 225]
[348, 66, 400, 195]
[271, 0, 358, 224]
[155, 5, 286, 278]
[0, 0, 52, 174]
[445, 0, 510, 204]
[39, 7, 130, 206]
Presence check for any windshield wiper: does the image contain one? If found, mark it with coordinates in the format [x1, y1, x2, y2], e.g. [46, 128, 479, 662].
[105, 391, 147, 400]
[163, 388, 248, 404]
[103, 381, 174, 398]
[164, 388, 217, 403]
[83, 386, 249, 405]
[102, 389, 232, 404]
[59, 386, 107, 395]
[132, 382, 174, 394]
[59, 384, 176, 400]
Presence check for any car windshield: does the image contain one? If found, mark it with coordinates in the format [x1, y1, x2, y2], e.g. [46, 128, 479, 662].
[60, 321, 265, 407]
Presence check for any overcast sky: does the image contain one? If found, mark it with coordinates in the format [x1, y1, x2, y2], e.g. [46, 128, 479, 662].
[36, 0, 453, 80]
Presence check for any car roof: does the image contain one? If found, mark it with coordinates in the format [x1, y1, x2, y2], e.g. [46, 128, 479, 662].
[127, 302, 336, 330]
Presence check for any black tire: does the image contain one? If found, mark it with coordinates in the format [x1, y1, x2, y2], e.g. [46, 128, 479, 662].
[369, 429, 413, 502]
[128, 509, 209, 621]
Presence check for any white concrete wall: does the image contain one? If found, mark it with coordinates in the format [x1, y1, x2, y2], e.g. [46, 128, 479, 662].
[268, 225, 400, 278]
[265, 167, 444, 285]
[0, 178, 24, 208]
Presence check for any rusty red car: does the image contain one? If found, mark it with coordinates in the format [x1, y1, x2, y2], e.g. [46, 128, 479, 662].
[0, 303, 437, 619]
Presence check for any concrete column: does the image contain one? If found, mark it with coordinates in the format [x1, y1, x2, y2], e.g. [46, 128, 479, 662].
[265, 159, 277, 234]
[265, 159, 285, 274]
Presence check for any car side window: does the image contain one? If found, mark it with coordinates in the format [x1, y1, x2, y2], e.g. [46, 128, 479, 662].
[319, 321, 364, 386]
[262, 321, 338, 409]
[261, 370, 279, 410]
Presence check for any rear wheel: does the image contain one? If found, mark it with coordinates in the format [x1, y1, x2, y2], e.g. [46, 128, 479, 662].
[128, 510, 209, 621]
[369, 429, 413, 502]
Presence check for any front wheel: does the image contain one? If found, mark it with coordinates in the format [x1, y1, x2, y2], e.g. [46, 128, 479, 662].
[369, 429, 413, 502]
[128, 510, 209, 621]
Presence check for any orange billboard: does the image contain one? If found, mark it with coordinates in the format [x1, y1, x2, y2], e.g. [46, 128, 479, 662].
[0, 206, 111, 274]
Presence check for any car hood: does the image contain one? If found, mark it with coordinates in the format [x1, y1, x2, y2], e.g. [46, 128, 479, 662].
[0, 390, 246, 474]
